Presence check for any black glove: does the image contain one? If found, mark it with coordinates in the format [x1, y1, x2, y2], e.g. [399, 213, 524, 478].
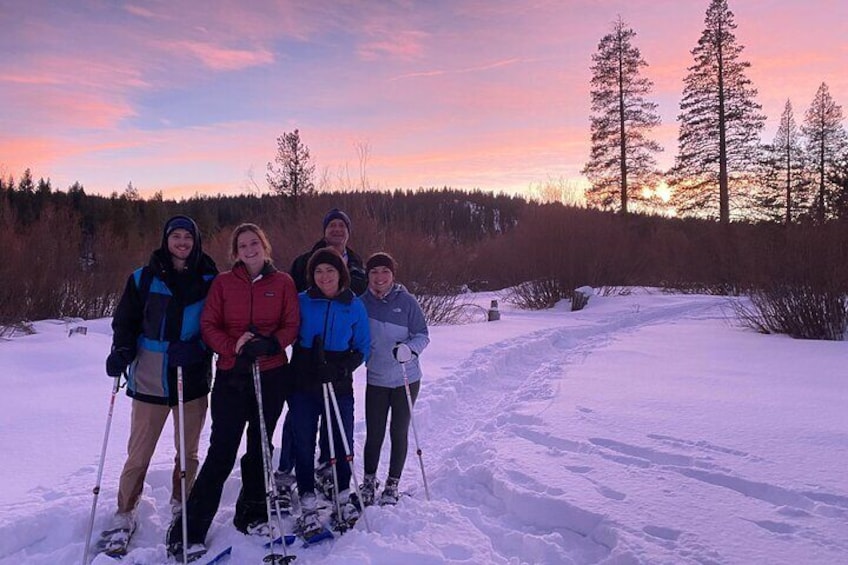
[316, 362, 336, 383]
[240, 334, 282, 361]
[106, 346, 135, 377]
[168, 340, 205, 367]
[335, 364, 354, 384]
[339, 349, 364, 373]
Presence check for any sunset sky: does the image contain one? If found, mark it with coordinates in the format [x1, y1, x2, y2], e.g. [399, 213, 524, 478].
[1, 0, 846, 200]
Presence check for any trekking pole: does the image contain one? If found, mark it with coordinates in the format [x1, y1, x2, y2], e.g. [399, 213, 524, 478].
[321, 382, 343, 524]
[176, 366, 188, 565]
[314, 336, 343, 524]
[326, 381, 371, 532]
[251, 361, 295, 564]
[400, 361, 430, 501]
[82, 373, 123, 565]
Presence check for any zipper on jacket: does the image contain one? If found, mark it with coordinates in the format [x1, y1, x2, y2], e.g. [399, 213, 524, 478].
[321, 299, 332, 346]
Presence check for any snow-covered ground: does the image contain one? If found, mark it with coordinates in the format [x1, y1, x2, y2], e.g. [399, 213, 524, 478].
[0, 290, 846, 564]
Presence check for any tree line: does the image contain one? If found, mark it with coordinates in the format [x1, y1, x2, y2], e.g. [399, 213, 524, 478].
[583, 0, 847, 224]
[2, 178, 846, 337]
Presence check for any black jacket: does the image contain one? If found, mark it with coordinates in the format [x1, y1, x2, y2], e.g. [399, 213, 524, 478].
[289, 240, 367, 296]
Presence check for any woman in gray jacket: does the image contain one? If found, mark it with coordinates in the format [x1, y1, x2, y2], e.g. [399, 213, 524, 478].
[359, 253, 430, 505]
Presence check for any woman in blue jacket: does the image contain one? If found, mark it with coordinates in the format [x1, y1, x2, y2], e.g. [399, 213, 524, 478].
[289, 247, 370, 538]
[359, 252, 429, 506]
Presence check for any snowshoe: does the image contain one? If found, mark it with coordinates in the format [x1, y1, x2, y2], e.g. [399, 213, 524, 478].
[244, 520, 272, 538]
[379, 477, 400, 506]
[167, 541, 208, 563]
[359, 474, 379, 507]
[330, 491, 362, 532]
[295, 508, 333, 546]
[203, 546, 233, 564]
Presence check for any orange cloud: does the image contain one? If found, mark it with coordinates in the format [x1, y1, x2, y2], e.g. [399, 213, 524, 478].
[158, 181, 243, 200]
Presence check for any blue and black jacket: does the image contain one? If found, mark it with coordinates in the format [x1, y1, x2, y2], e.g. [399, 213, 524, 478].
[110, 218, 218, 405]
[290, 287, 370, 396]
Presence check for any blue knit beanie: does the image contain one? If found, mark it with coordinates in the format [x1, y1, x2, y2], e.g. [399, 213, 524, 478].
[164, 216, 196, 238]
[161, 215, 202, 269]
[322, 208, 351, 233]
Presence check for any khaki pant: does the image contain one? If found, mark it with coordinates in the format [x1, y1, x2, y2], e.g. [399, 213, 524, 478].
[117, 396, 208, 513]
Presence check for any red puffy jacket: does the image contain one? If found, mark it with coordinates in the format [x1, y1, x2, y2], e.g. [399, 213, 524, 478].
[201, 262, 299, 372]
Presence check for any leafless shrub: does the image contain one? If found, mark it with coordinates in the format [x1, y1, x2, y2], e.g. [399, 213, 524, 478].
[452, 303, 489, 324]
[733, 285, 847, 340]
[660, 282, 744, 296]
[59, 279, 121, 319]
[500, 278, 568, 310]
[409, 281, 475, 325]
[597, 286, 633, 297]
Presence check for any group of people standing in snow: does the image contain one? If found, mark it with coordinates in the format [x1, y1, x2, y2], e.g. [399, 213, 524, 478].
[101, 209, 429, 559]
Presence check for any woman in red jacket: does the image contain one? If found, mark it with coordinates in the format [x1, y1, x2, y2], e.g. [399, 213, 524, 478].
[167, 223, 299, 559]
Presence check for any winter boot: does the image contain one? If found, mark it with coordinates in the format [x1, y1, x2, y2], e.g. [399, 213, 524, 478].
[233, 493, 266, 534]
[166, 515, 206, 562]
[274, 470, 295, 513]
[295, 493, 331, 544]
[315, 462, 335, 500]
[97, 511, 136, 557]
[359, 474, 379, 507]
[379, 477, 400, 506]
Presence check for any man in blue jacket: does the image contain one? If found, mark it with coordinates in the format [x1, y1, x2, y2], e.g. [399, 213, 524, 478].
[99, 216, 217, 557]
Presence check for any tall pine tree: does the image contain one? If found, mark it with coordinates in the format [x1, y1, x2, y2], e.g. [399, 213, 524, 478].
[582, 17, 662, 214]
[669, 0, 764, 223]
[755, 100, 809, 224]
[801, 82, 847, 223]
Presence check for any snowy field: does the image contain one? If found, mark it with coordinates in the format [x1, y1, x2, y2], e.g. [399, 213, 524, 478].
[0, 290, 846, 564]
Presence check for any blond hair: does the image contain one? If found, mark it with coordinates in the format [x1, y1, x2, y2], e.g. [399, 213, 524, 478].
[230, 223, 273, 263]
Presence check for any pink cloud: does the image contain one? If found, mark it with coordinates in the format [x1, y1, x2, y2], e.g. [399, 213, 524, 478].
[165, 40, 275, 71]
[390, 57, 527, 82]
[6, 84, 136, 130]
[123, 3, 169, 20]
[0, 137, 63, 174]
[358, 30, 429, 61]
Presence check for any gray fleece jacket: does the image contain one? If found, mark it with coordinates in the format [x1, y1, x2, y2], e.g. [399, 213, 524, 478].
[361, 283, 430, 388]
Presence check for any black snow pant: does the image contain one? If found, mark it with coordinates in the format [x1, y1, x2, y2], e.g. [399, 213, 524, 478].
[178, 365, 288, 544]
[363, 380, 420, 480]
